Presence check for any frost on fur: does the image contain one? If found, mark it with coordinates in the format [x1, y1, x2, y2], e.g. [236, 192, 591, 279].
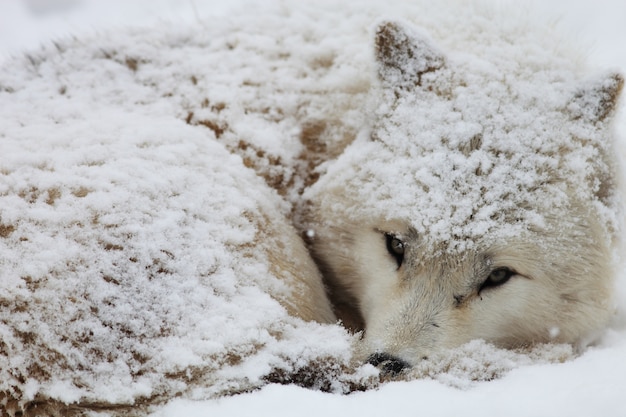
[375, 21, 445, 90]
[0, 1, 624, 415]
[568, 72, 624, 123]
[303, 19, 623, 371]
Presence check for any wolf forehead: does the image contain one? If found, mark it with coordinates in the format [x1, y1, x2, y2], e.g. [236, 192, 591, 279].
[306, 21, 623, 252]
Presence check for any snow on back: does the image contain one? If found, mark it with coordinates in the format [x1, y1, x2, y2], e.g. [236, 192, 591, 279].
[0, 106, 362, 406]
[0, 15, 372, 407]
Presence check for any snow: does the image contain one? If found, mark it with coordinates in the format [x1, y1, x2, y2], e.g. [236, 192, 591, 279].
[306, 50, 619, 250]
[1, 0, 626, 416]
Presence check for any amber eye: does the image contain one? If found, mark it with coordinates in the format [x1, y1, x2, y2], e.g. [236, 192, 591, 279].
[385, 233, 405, 268]
[479, 267, 514, 294]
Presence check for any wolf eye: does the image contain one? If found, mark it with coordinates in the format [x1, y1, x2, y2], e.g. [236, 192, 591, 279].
[479, 267, 514, 294]
[385, 233, 405, 268]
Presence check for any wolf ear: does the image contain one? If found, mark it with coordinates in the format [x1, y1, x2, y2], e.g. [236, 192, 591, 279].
[567, 72, 624, 123]
[375, 21, 446, 91]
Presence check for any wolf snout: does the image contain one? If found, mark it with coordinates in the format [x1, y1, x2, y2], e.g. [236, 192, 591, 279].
[366, 352, 410, 375]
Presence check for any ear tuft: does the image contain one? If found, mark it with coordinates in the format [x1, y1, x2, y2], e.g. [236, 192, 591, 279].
[375, 21, 446, 90]
[568, 72, 624, 123]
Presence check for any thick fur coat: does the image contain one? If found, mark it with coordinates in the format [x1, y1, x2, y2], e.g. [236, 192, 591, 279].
[0, 1, 622, 415]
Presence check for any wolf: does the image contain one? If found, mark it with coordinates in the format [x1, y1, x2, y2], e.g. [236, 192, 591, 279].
[300, 20, 624, 374]
[0, 2, 623, 414]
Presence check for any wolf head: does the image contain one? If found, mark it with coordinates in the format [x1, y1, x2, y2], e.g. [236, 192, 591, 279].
[301, 21, 623, 372]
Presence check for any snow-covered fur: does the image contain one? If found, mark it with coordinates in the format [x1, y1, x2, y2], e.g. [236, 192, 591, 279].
[302, 20, 623, 370]
[0, 6, 370, 413]
[0, 0, 622, 415]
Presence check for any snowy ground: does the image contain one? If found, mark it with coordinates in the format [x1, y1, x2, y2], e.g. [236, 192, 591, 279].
[2, 1, 626, 416]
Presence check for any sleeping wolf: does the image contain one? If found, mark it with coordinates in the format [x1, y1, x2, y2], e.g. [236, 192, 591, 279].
[301, 20, 623, 373]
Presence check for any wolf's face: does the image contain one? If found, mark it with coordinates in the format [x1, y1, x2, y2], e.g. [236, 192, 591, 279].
[301, 21, 623, 372]
[317, 210, 612, 371]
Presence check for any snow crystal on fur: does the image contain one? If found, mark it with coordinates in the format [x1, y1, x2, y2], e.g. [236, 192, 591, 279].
[304, 17, 622, 255]
[0, 110, 363, 407]
[0, 0, 622, 414]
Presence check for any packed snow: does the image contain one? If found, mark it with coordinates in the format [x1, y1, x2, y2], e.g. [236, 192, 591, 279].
[1, 0, 626, 416]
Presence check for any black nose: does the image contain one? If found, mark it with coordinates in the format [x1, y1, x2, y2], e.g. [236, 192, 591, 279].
[367, 352, 409, 375]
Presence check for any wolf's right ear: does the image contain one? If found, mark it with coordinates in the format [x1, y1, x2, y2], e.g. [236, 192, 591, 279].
[375, 21, 446, 91]
[567, 72, 624, 123]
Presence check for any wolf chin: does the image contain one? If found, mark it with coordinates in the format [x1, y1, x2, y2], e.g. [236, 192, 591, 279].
[301, 21, 624, 373]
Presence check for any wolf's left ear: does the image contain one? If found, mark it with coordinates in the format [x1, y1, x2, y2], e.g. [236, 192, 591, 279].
[567, 72, 624, 123]
[375, 21, 446, 91]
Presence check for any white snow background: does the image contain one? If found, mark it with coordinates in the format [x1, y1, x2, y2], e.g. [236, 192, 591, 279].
[1, 0, 626, 416]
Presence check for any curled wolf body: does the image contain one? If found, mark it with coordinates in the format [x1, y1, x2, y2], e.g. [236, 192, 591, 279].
[301, 20, 623, 372]
[0, 0, 623, 414]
